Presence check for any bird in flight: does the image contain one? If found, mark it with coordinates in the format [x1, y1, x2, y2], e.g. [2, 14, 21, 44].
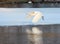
[26, 11, 44, 23]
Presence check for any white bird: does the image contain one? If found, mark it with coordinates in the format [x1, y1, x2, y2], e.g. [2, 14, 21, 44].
[26, 11, 44, 23]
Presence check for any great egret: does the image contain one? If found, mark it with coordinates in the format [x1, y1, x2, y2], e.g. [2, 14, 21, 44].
[26, 11, 44, 23]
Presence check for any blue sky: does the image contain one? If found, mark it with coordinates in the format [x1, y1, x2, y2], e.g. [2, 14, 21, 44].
[0, 8, 60, 26]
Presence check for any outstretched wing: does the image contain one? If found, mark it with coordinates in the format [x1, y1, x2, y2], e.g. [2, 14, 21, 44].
[26, 11, 35, 19]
